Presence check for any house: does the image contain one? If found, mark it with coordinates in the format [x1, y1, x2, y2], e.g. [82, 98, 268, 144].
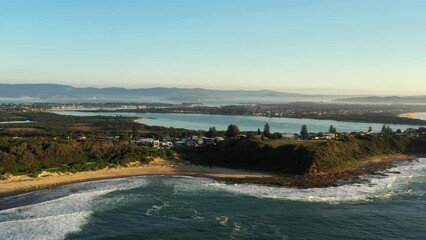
[138, 138, 160, 147]
[160, 141, 174, 148]
[281, 133, 297, 139]
[320, 133, 336, 140]
[186, 141, 198, 147]
[307, 133, 320, 140]
[173, 140, 186, 146]
[214, 137, 225, 143]
[203, 137, 216, 145]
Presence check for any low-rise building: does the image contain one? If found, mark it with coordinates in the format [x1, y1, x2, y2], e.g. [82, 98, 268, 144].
[281, 133, 298, 139]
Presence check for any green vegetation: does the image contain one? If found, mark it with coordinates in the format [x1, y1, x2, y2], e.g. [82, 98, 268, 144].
[300, 125, 308, 139]
[0, 138, 171, 176]
[225, 124, 240, 138]
[381, 125, 393, 134]
[329, 125, 337, 134]
[181, 135, 426, 175]
[263, 123, 271, 137]
[0, 112, 203, 139]
[2, 111, 426, 182]
[206, 127, 218, 138]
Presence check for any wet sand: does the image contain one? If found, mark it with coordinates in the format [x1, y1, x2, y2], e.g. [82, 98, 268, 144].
[0, 158, 272, 197]
[0, 154, 419, 196]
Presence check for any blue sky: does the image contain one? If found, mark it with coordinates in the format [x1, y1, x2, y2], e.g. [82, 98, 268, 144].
[1, 0, 425, 94]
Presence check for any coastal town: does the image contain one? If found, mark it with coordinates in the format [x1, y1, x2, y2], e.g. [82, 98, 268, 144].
[2, 101, 426, 125]
[2, 101, 426, 144]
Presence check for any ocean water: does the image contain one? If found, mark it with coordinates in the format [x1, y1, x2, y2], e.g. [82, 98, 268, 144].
[54, 111, 425, 133]
[1, 159, 425, 240]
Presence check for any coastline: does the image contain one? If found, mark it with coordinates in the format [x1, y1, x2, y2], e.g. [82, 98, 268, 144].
[133, 117, 144, 123]
[0, 158, 272, 197]
[218, 154, 419, 188]
[0, 154, 421, 197]
[399, 112, 426, 119]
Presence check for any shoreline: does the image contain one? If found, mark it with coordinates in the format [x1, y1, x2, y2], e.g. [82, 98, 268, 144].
[0, 158, 272, 197]
[399, 112, 426, 119]
[0, 154, 421, 197]
[218, 154, 420, 188]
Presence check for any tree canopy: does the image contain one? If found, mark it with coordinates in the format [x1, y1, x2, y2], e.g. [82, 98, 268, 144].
[381, 125, 393, 134]
[225, 124, 240, 138]
[263, 123, 271, 137]
[300, 125, 308, 139]
[207, 127, 218, 138]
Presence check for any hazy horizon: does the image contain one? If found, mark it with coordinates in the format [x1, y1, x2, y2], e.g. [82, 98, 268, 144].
[0, 82, 424, 97]
[1, 0, 426, 95]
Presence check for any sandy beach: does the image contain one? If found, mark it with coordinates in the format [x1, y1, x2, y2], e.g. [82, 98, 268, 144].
[398, 112, 426, 119]
[0, 158, 272, 197]
[1, 154, 418, 197]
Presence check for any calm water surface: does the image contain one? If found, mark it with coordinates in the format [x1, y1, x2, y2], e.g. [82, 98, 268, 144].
[0, 120, 33, 124]
[417, 113, 426, 121]
[54, 111, 425, 133]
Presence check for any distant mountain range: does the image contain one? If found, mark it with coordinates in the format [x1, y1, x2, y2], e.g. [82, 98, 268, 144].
[1, 84, 425, 104]
[0, 84, 339, 104]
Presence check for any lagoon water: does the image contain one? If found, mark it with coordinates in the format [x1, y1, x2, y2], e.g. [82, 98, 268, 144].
[54, 111, 425, 133]
[417, 113, 426, 121]
[0, 158, 425, 240]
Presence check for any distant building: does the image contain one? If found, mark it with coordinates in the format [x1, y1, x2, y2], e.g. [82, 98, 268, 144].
[186, 141, 198, 147]
[203, 137, 216, 145]
[281, 133, 298, 139]
[320, 133, 336, 140]
[160, 141, 174, 148]
[136, 138, 160, 148]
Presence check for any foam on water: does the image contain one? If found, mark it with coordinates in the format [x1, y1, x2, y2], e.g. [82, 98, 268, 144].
[0, 212, 92, 240]
[168, 159, 426, 203]
[216, 158, 426, 203]
[0, 177, 149, 240]
[1, 159, 425, 239]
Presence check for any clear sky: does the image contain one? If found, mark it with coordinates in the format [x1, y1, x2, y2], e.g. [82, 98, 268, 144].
[1, 0, 425, 95]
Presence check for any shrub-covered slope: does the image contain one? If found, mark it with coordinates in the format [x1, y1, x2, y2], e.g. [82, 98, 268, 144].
[183, 136, 426, 175]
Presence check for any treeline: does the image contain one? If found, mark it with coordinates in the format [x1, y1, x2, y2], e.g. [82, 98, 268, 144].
[0, 112, 204, 139]
[180, 135, 426, 175]
[0, 138, 171, 176]
[95, 102, 426, 125]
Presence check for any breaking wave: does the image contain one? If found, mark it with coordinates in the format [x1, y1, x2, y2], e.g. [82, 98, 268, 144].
[169, 158, 426, 203]
[0, 177, 148, 240]
[0, 158, 425, 239]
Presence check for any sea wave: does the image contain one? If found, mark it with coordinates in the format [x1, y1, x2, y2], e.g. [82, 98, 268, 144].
[166, 158, 426, 203]
[0, 177, 149, 240]
[0, 159, 425, 239]
[0, 211, 92, 240]
[216, 158, 426, 203]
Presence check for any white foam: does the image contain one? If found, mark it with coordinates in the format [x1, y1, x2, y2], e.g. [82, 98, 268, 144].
[216, 216, 229, 226]
[146, 201, 170, 216]
[215, 158, 426, 203]
[165, 159, 426, 203]
[0, 212, 92, 240]
[0, 177, 149, 240]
